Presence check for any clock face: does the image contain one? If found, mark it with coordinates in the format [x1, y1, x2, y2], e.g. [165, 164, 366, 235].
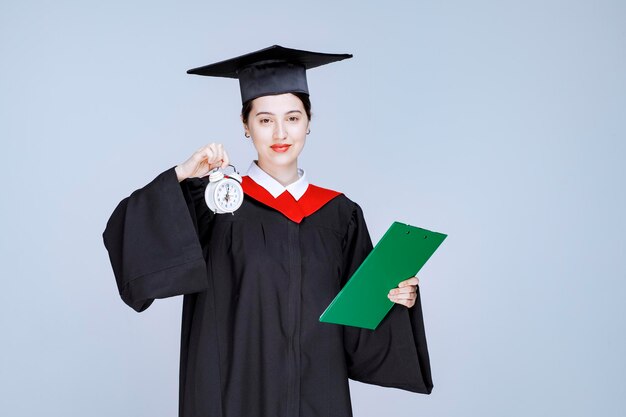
[214, 179, 243, 212]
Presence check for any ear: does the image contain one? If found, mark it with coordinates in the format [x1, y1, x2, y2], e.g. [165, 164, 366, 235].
[241, 114, 250, 135]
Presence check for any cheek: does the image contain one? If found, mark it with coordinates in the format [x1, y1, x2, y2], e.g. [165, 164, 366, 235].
[293, 136, 306, 155]
[250, 127, 272, 145]
[250, 135, 267, 155]
[291, 122, 308, 137]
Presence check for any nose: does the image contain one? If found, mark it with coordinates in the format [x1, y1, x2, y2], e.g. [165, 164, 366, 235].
[273, 121, 287, 140]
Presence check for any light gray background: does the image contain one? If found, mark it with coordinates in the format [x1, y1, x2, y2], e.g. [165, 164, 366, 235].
[1, 0, 625, 416]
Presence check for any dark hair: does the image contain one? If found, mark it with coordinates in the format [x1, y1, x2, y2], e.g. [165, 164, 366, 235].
[241, 92, 312, 125]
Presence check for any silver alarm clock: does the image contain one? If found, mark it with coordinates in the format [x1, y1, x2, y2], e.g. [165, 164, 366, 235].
[204, 165, 244, 214]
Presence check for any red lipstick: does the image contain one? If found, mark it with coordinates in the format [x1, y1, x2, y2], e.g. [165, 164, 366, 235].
[270, 144, 291, 153]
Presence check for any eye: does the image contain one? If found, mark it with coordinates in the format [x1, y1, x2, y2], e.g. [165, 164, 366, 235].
[287, 115, 300, 122]
[259, 118, 271, 124]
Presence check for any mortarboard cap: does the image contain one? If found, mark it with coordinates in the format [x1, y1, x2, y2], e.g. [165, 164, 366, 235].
[186, 45, 353, 104]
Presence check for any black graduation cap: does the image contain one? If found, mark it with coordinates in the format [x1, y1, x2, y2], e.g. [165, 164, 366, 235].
[186, 45, 353, 104]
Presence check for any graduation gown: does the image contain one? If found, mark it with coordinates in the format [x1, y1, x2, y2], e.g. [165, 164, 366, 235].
[103, 167, 432, 417]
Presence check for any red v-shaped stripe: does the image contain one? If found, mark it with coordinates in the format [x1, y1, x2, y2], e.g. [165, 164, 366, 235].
[242, 175, 342, 223]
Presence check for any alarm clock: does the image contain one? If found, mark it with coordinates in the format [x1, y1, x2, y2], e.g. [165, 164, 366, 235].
[204, 165, 244, 214]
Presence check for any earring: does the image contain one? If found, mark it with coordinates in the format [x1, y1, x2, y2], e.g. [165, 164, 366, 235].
[244, 132, 250, 138]
[306, 129, 311, 135]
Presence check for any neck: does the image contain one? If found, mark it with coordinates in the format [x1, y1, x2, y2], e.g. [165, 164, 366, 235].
[257, 159, 299, 186]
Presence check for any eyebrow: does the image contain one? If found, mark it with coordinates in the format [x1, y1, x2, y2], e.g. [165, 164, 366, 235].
[255, 110, 303, 117]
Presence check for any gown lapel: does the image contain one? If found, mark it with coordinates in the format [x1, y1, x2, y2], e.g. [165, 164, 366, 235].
[241, 175, 342, 223]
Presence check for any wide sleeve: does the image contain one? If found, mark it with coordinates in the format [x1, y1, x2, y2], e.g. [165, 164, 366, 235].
[341, 203, 433, 394]
[102, 167, 213, 313]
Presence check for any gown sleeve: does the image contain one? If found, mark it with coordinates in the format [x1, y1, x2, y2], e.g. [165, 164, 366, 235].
[102, 167, 213, 313]
[341, 203, 434, 394]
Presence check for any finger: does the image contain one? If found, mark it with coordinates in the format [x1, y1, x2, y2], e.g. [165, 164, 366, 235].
[388, 295, 414, 308]
[205, 145, 219, 166]
[197, 143, 215, 158]
[203, 145, 215, 161]
[209, 144, 226, 167]
[193, 147, 208, 162]
[207, 143, 218, 157]
[390, 286, 416, 295]
[214, 147, 225, 166]
[389, 292, 417, 301]
[398, 276, 419, 287]
[221, 149, 230, 168]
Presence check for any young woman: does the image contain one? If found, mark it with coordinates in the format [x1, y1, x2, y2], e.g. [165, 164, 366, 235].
[104, 45, 432, 417]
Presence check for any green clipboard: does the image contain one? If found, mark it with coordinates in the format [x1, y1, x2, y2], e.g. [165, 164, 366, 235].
[319, 221, 447, 330]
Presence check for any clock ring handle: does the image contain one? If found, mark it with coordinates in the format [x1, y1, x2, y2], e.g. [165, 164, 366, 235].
[225, 164, 240, 175]
[210, 164, 239, 174]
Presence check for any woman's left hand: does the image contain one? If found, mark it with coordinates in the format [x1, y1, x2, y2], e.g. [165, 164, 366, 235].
[388, 276, 419, 308]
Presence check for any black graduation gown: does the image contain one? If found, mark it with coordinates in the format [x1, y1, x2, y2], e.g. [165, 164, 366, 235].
[103, 167, 432, 417]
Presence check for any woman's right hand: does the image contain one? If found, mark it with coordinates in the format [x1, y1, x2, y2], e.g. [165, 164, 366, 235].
[175, 143, 230, 182]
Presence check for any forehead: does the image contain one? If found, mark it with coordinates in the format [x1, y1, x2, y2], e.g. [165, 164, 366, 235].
[251, 93, 304, 114]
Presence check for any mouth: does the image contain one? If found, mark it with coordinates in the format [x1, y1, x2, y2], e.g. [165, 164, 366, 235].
[270, 144, 291, 153]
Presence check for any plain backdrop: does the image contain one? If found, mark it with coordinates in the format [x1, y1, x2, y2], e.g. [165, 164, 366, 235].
[1, 1, 625, 416]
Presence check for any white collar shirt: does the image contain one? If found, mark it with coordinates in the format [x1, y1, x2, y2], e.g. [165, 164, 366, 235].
[246, 161, 309, 201]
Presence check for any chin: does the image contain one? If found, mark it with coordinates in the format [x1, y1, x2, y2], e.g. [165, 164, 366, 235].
[261, 152, 296, 167]
[271, 156, 297, 166]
